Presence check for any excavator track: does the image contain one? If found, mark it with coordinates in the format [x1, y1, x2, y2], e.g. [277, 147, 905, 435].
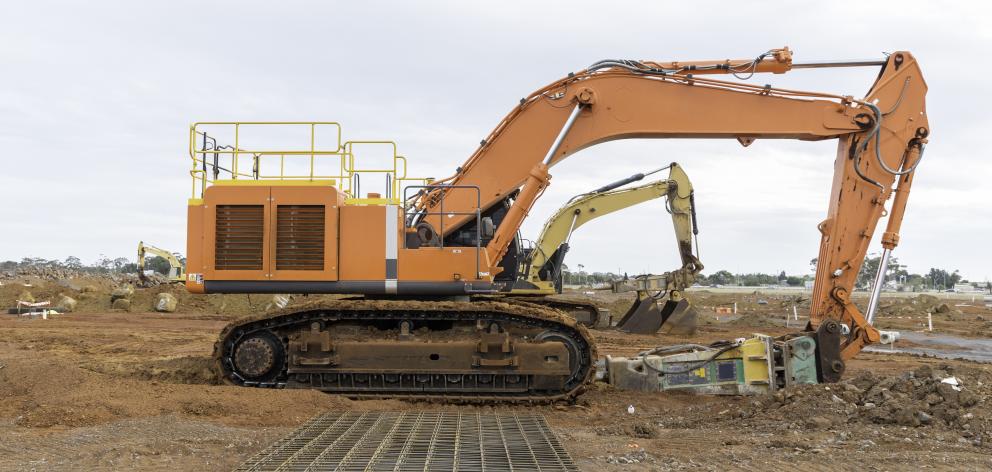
[507, 298, 602, 328]
[214, 299, 597, 402]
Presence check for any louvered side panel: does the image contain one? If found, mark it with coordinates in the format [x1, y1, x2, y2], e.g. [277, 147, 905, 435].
[215, 205, 265, 270]
[276, 205, 325, 270]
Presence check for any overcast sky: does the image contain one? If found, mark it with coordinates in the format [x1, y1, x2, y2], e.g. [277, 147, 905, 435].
[2, 1, 990, 281]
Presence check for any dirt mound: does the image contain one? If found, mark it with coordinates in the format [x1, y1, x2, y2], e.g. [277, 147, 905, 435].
[0, 353, 403, 430]
[739, 364, 990, 438]
[110, 356, 220, 385]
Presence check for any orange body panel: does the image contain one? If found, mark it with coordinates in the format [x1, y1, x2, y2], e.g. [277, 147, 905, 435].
[338, 205, 386, 281]
[397, 248, 482, 282]
[187, 185, 346, 284]
[203, 186, 272, 281]
[187, 186, 492, 286]
[269, 187, 340, 282]
[185, 203, 205, 294]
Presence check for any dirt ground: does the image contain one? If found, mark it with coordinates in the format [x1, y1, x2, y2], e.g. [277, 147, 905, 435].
[1, 279, 991, 470]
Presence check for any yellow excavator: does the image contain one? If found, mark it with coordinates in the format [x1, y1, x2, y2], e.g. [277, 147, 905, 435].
[137, 241, 186, 284]
[503, 163, 702, 330]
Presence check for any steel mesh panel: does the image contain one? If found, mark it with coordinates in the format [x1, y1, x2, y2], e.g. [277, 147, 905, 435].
[237, 411, 578, 472]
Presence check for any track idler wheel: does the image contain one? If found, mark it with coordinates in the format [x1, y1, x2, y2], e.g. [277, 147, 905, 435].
[232, 331, 285, 382]
[535, 330, 583, 384]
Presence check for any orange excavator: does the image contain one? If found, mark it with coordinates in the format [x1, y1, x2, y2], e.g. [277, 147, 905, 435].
[185, 47, 928, 401]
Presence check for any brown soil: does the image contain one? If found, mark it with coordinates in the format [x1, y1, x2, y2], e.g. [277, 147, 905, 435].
[0, 282, 990, 470]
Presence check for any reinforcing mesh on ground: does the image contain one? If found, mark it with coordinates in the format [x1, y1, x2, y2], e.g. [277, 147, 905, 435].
[236, 411, 579, 472]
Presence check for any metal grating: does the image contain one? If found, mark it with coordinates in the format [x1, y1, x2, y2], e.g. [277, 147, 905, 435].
[215, 204, 265, 270]
[236, 411, 578, 472]
[276, 205, 325, 270]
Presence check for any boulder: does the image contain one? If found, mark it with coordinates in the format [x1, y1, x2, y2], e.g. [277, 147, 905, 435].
[154, 293, 178, 313]
[110, 284, 135, 302]
[112, 298, 131, 311]
[57, 294, 78, 313]
[265, 294, 292, 311]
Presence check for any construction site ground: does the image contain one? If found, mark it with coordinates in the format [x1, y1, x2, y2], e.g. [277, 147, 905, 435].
[2, 278, 991, 470]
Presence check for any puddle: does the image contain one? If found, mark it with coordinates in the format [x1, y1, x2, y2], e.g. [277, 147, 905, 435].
[865, 331, 992, 363]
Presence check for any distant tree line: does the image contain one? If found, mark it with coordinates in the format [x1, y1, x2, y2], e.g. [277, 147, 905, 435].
[558, 256, 986, 293]
[816, 255, 973, 292]
[1, 256, 138, 275]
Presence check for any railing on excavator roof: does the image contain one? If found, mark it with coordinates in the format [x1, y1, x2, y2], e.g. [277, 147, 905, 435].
[187, 122, 432, 204]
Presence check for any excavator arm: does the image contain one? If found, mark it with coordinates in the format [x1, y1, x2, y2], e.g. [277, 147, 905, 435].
[519, 163, 700, 294]
[416, 48, 929, 369]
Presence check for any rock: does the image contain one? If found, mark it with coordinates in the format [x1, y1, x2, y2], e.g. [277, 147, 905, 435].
[935, 303, 952, 314]
[57, 294, 77, 313]
[894, 408, 921, 427]
[805, 416, 832, 429]
[110, 284, 135, 302]
[17, 290, 35, 303]
[917, 411, 933, 425]
[631, 423, 658, 439]
[112, 298, 131, 311]
[265, 294, 292, 311]
[937, 384, 960, 406]
[959, 391, 979, 408]
[154, 293, 178, 313]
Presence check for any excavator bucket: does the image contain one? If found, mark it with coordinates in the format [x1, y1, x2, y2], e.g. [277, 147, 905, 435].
[658, 298, 697, 335]
[616, 297, 697, 335]
[616, 296, 663, 334]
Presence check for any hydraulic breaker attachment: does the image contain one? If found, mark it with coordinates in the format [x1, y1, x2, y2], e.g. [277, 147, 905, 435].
[812, 319, 845, 383]
[605, 334, 821, 395]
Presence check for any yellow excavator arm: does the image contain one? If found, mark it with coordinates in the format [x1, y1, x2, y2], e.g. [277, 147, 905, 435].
[137, 241, 186, 283]
[516, 163, 700, 295]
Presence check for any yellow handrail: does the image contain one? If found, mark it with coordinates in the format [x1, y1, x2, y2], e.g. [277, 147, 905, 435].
[187, 122, 430, 205]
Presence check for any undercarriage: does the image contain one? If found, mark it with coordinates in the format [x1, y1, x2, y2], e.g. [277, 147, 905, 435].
[215, 299, 597, 401]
